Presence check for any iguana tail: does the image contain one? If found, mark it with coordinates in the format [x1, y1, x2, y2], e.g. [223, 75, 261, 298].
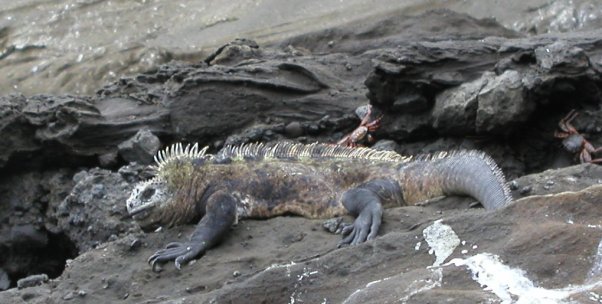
[398, 150, 511, 209]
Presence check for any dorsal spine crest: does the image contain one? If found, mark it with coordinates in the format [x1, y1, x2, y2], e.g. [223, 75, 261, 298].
[151, 142, 510, 202]
[153, 143, 211, 171]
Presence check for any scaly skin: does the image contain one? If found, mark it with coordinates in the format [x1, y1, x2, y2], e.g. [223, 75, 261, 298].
[126, 142, 511, 271]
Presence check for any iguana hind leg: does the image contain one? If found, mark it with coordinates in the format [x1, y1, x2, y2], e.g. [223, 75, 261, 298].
[148, 189, 237, 271]
[338, 179, 404, 246]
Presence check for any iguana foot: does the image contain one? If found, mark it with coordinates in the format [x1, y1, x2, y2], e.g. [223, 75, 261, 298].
[337, 203, 382, 247]
[148, 241, 205, 271]
[339, 179, 399, 247]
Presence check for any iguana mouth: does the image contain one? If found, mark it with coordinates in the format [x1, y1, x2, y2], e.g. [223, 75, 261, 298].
[129, 205, 154, 220]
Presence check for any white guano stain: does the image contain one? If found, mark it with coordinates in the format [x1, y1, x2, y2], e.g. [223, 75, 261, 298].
[422, 219, 461, 266]
[265, 261, 296, 277]
[289, 266, 319, 304]
[446, 252, 602, 304]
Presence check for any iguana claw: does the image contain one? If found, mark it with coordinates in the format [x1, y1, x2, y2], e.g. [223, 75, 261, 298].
[337, 207, 381, 246]
[148, 242, 202, 272]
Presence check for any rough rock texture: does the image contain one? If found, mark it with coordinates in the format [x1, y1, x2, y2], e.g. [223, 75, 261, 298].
[0, 165, 601, 303]
[46, 168, 139, 253]
[117, 129, 161, 165]
[1, 8, 602, 303]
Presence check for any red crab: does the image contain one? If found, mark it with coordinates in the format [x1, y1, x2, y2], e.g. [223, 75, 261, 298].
[554, 109, 602, 163]
[337, 105, 382, 147]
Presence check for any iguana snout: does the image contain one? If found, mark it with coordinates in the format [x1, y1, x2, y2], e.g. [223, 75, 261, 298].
[127, 178, 171, 225]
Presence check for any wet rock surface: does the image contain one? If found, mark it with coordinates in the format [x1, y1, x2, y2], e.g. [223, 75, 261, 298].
[1, 8, 602, 303]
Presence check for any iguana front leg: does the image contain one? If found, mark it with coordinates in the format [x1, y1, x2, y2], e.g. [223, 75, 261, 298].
[338, 179, 403, 246]
[148, 189, 237, 271]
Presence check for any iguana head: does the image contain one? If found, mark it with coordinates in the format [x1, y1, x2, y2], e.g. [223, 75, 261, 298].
[126, 143, 211, 229]
[126, 177, 172, 228]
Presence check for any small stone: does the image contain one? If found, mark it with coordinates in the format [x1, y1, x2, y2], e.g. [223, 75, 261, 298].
[78, 290, 87, 297]
[117, 129, 161, 164]
[354, 104, 371, 120]
[509, 180, 519, 190]
[519, 186, 532, 195]
[328, 40, 335, 47]
[284, 122, 303, 138]
[323, 217, 344, 233]
[545, 180, 555, 186]
[63, 292, 75, 300]
[17, 274, 48, 289]
[0, 268, 10, 291]
[110, 204, 121, 215]
[345, 63, 353, 71]
[233, 271, 241, 277]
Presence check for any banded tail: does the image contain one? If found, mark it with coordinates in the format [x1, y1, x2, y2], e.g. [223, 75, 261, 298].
[398, 151, 511, 209]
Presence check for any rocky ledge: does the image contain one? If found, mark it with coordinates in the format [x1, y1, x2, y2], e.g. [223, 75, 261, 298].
[1, 9, 602, 303]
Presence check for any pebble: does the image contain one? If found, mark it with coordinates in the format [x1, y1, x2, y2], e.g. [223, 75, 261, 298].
[233, 271, 241, 277]
[63, 292, 75, 300]
[355, 104, 371, 120]
[17, 274, 48, 289]
[284, 121, 303, 138]
[0, 269, 10, 291]
[323, 217, 344, 233]
[509, 180, 519, 190]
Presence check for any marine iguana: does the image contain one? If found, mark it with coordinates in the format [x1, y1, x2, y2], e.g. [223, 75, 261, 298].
[126, 142, 511, 270]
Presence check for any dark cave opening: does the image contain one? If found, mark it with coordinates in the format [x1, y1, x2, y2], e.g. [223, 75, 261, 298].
[1, 229, 77, 290]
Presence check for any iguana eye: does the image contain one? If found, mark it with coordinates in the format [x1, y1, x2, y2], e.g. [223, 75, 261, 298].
[141, 188, 156, 201]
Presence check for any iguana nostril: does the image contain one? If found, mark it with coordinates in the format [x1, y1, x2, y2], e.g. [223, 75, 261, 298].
[141, 188, 155, 200]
